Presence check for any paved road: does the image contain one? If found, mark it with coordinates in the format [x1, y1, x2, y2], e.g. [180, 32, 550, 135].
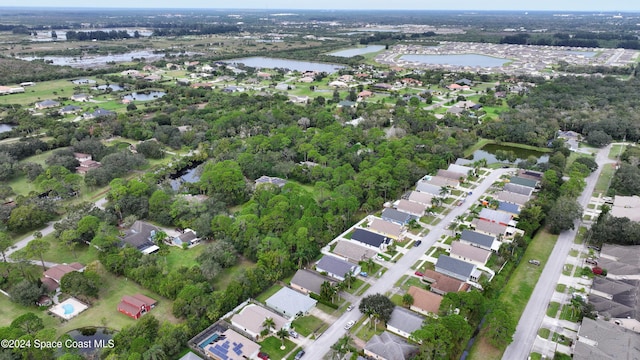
[502, 144, 615, 360]
[304, 168, 511, 359]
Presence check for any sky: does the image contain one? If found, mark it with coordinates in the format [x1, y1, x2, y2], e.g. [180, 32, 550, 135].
[2, 0, 639, 12]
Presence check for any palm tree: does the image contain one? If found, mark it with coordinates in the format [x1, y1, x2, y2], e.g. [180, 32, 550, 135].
[367, 258, 375, 273]
[402, 293, 414, 308]
[343, 272, 354, 290]
[439, 186, 450, 197]
[142, 344, 166, 360]
[431, 197, 441, 209]
[262, 317, 275, 334]
[276, 328, 289, 350]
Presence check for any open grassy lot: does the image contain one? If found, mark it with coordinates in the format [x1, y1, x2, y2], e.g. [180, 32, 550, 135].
[468, 230, 558, 360]
[593, 163, 615, 195]
[212, 257, 257, 290]
[0, 79, 80, 106]
[291, 315, 324, 337]
[259, 336, 297, 360]
[608, 144, 626, 160]
[256, 284, 283, 303]
[39, 234, 101, 265]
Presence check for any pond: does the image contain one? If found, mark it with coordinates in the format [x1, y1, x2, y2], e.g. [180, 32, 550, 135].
[471, 143, 549, 165]
[18, 50, 187, 69]
[400, 54, 509, 67]
[122, 91, 166, 101]
[225, 57, 344, 73]
[71, 78, 96, 85]
[64, 327, 115, 356]
[0, 124, 14, 134]
[93, 84, 125, 91]
[169, 163, 204, 191]
[565, 51, 597, 58]
[329, 45, 385, 57]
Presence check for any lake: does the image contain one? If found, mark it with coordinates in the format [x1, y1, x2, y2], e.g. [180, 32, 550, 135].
[122, 91, 166, 101]
[400, 54, 509, 67]
[471, 144, 549, 165]
[64, 327, 115, 356]
[225, 57, 344, 73]
[169, 163, 203, 191]
[565, 51, 597, 58]
[0, 124, 14, 134]
[19, 50, 184, 68]
[329, 45, 385, 57]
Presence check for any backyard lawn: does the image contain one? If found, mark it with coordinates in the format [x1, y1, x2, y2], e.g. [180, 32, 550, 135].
[259, 336, 297, 360]
[291, 315, 324, 337]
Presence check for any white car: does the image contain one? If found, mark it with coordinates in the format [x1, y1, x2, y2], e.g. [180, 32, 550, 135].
[344, 320, 355, 330]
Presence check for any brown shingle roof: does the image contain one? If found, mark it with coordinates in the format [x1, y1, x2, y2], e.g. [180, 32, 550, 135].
[407, 286, 442, 315]
[422, 270, 468, 294]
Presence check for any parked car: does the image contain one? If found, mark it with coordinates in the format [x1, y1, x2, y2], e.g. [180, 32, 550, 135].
[294, 350, 305, 360]
[528, 259, 541, 266]
[359, 271, 368, 277]
[346, 305, 354, 311]
[414, 240, 422, 247]
[414, 271, 424, 277]
[258, 352, 270, 360]
[585, 258, 598, 265]
[289, 330, 299, 338]
[344, 320, 355, 330]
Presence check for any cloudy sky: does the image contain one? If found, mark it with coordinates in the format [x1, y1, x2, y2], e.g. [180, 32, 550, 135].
[2, 0, 639, 11]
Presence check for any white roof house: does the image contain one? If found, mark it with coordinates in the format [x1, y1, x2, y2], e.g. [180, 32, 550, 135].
[230, 304, 290, 340]
[265, 287, 317, 319]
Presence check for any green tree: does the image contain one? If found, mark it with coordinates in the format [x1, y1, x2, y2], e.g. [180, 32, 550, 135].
[0, 232, 11, 262]
[198, 160, 247, 205]
[547, 197, 583, 234]
[25, 238, 50, 270]
[359, 293, 394, 327]
[262, 317, 275, 334]
[485, 302, 516, 348]
[276, 328, 289, 349]
[412, 319, 452, 360]
[402, 293, 414, 308]
[11, 280, 43, 306]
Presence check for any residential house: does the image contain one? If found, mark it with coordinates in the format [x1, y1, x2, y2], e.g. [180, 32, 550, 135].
[446, 106, 465, 116]
[517, 169, 544, 181]
[437, 169, 465, 182]
[597, 244, 640, 280]
[328, 81, 348, 88]
[611, 196, 640, 222]
[59, 105, 82, 115]
[265, 287, 317, 319]
[179, 352, 203, 360]
[202, 328, 261, 360]
[459, 230, 497, 251]
[358, 90, 373, 98]
[456, 78, 473, 86]
[144, 74, 162, 82]
[495, 191, 530, 206]
[497, 201, 521, 217]
[470, 219, 508, 238]
[509, 176, 538, 188]
[121, 221, 160, 254]
[351, 228, 390, 250]
[407, 286, 443, 317]
[478, 208, 512, 226]
[230, 304, 290, 340]
[332, 240, 378, 263]
[35, 99, 60, 109]
[435, 255, 480, 282]
[503, 183, 534, 197]
[0, 86, 24, 95]
[574, 318, 640, 360]
[415, 181, 442, 196]
[422, 270, 470, 295]
[368, 218, 403, 240]
[450, 241, 492, 266]
[386, 307, 425, 339]
[589, 277, 640, 333]
[426, 175, 459, 188]
[172, 229, 200, 247]
[408, 191, 433, 206]
[83, 108, 115, 119]
[396, 199, 427, 218]
[337, 100, 357, 108]
[364, 331, 418, 360]
[373, 83, 393, 91]
[290, 269, 336, 295]
[41, 263, 84, 292]
[448, 163, 473, 175]
[117, 294, 157, 319]
[316, 255, 361, 281]
[74, 153, 102, 174]
[71, 93, 90, 102]
[255, 175, 287, 188]
[382, 208, 413, 225]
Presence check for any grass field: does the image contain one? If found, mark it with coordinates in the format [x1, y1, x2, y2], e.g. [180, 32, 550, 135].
[291, 315, 324, 337]
[0, 79, 80, 106]
[547, 302, 560, 317]
[608, 144, 626, 160]
[593, 163, 616, 196]
[468, 230, 558, 360]
[256, 284, 283, 303]
[259, 336, 297, 360]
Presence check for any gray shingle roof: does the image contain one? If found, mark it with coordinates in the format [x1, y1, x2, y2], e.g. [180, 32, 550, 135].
[316, 255, 357, 279]
[460, 230, 496, 249]
[574, 318, 640, 360]
[435, 255, 476, 280]
[497, 201, 521, 215]
[352, 228, 387, 248]
[365, 332, 418, 360]
[382, 208, 413, 224]
[504, 183, 534, 196]
[478, 208, 512, 224]
[290, 269, 335, 295]
[387, 306, 425, 335]
[266, 287, 317, 318]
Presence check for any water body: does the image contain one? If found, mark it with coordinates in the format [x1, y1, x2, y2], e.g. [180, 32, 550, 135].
[226, 57, 344, 73]
[565, 51, 597, 58]
[93, 84, 125, 91]
[0, 124, 14, 133]
[71, 78, 96, 85]
[471, 144, 549, 164]
[64, 327, 115, 356]
[122, 91, 166, 101]
[401, 54, 509, 67]
[19, 50, 184, 68]
[169, 163, 203, 191]
[329, 45, 385, 57]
